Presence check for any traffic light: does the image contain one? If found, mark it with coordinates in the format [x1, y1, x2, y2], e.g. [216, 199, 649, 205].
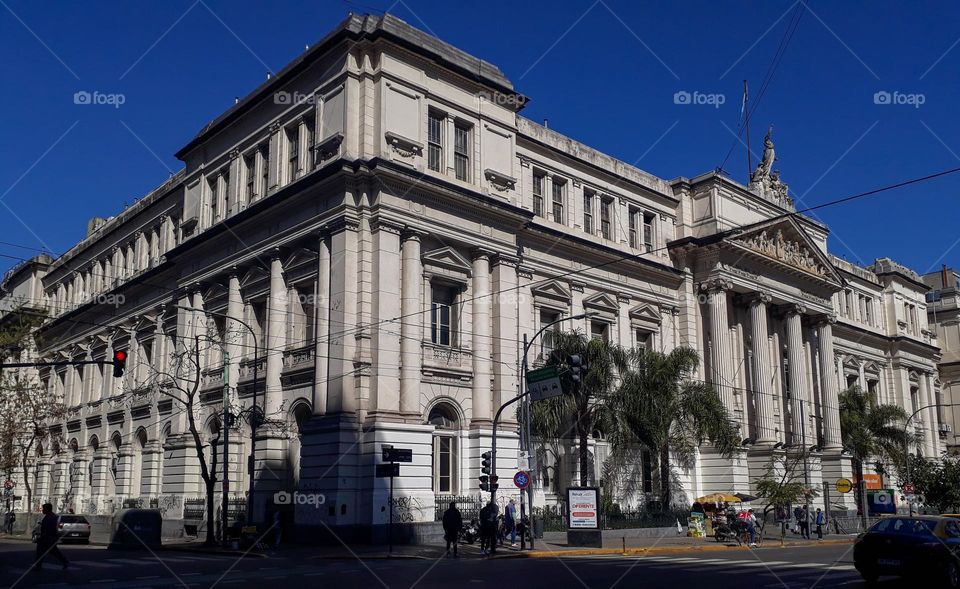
[490, 475, 499, 493]
[480, 475, 490, 492]
[112, 350, 127, 378]
[481, 451, 492, 475]
[568, 354, 587, 382]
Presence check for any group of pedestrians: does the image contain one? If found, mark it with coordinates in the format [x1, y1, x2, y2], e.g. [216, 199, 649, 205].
[792, 505, 827, 540]
[442, 498, 520, 558]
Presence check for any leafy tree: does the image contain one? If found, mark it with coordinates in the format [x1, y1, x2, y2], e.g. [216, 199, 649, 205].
[610, 347, 739, 508]
[531, 330, 628, 487]
[753, 450, 819, 539]
[900, 454, 960, 513]
[838, 386, 918, 512]
[0, 306, 64, 511]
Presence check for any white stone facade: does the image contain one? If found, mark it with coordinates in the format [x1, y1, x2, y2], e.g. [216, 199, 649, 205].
[0, 13, 943, 534]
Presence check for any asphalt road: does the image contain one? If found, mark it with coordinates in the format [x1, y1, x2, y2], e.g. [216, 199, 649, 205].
[0, 539, 910, 589]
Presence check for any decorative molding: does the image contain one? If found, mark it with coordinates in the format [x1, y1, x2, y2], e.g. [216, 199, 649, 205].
[735, 227, 829, 278]
[314, 132, 343, 161]
[699, 278, 733, 293]
[384, 131, 423, 158]
[484, 168, 516, 192]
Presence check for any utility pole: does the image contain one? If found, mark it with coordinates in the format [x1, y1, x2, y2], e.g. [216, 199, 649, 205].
[221, 350, 231, 549]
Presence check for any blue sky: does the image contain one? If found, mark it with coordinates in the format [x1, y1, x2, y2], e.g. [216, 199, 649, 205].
[2, 0, 959, 277]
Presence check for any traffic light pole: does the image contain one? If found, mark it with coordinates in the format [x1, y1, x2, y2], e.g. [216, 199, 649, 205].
[489, 312, 590, 546]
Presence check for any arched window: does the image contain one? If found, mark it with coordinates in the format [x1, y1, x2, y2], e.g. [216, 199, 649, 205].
[288, 403, 312, 489]
[428, 402, 460, 495]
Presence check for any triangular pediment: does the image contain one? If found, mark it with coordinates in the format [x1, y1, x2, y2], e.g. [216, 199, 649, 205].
[284, 247, 318, 269]
[530, 279, 571, 302]
[629, 303, 662, 323]
[728, 217, 844, 286]
[583, 292, 619, 312]
[422, 247, 472, 275]
[239, 266, 269, 290]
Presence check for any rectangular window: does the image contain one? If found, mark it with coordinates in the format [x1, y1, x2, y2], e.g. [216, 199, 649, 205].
[244, 154, 256, 202]
[454, 122, 471, 181]
[540, 309, 561, 359]
[590, 320, 609, 342]
[434, 436, 456, 494]
[260, 143, 270, 196]
[628, 209, 638, 248]
[635, 329, 652, 352]
[533, 172, 545, 216]
[431, 284, 457, 346]
[583, 192, 594, 234]
[222, 170, 231, 216]
[643, 212, 655, 251]
[208, 176, 220, 222]
[551, 179, 565, 224]
[287, 126, 299, 182]
[305, 118, 315, 172]
[600, 198, 612, 240]
[428, 111, 444, 172]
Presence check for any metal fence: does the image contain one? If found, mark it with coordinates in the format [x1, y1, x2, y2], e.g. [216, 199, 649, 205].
[534, 505, 689, 532]
[435, 495, 486, 521]
[182, 496, 246, 521]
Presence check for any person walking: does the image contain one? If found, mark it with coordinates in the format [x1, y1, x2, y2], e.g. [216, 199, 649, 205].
[815, 508, 825, 540]
[442, 501, 462, 558]
[800, 505, 810, 539]
[504, 499, 517, 547]
[746, 509, 758, 547]
[32, 503, 69, 572]
[4, 511, 14, 535]
[480, 501, 498, 555]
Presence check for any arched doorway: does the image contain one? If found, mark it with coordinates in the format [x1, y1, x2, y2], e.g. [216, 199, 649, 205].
[427, 402, 461, 495]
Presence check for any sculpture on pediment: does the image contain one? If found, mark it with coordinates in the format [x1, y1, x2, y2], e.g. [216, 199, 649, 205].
[739, 228, 828, 277]
[748, 126, 795, 210]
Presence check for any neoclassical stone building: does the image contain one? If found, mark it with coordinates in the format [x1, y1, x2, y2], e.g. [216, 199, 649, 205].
[0, 13, 943, 535]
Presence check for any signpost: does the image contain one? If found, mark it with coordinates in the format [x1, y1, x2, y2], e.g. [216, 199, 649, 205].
[903, 483, 915, 494]
[867, 489, 897, 515]
[513, 471, 530, 489]
[513, 472, 530, 550]
[3, 480, 14, 490]
[378, 445, 411, 554]
[526, 366, 564, 402]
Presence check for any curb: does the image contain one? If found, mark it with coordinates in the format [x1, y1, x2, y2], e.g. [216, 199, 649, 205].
[159, 544, 269, 558]
[522, 538, 854, 558]
[311, 554, 432, 560]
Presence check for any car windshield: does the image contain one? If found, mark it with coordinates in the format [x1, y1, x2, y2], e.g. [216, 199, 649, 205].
[59, 516, 87, 524]
[870, 518, 936, 536]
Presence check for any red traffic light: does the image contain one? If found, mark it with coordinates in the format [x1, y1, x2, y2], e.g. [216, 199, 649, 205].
[112, 350, 127, 377]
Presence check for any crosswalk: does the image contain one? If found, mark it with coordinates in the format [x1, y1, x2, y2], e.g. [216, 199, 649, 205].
[5, 553, 229, 576]
[561, 554, 862, 587]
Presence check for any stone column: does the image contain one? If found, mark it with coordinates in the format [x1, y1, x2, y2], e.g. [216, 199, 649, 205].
[814, 315, 842, 450]
[90, 446, 112, 501]
[927, 373, 942, 456]
[313, 231, 330, 416]
[492, 255, 519, 412]
[858, 362, 867, 392]
[140, 441, 164, 498]
[34, 458, 52, 507]
[784, 304, 808, 445]
[747, 292, 776, 445]
[471, 249, 493, 424]
[918, 373, 936, 457]
[114, 443, 134, 498]
[265, 252, 287, 418]
[326, 220, 359, 414]
[370, 220, 402, 414]
[71, 450, 91, 509]
[400, 229, 424, 416]
[226, 270, 243, 390]
[700, 279, 733, 407]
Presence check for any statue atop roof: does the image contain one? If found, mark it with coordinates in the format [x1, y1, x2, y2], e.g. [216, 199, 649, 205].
[748, 125, 794, 210]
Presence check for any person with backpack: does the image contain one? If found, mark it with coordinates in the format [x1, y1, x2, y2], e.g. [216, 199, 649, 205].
[815, 507, 826, 540]
[441, 502, 462, 558]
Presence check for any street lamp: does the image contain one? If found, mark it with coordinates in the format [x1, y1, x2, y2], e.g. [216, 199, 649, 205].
[490, 311, 592, 550]
[903, 402, 958, 515]
[175, 305, 260, 541]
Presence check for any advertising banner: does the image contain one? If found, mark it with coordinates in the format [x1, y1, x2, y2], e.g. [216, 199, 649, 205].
[567, 487, 600, 530]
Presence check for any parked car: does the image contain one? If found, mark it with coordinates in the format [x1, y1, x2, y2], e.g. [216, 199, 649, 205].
[31, 514, 91, 544]
[853, 515, 960, 587]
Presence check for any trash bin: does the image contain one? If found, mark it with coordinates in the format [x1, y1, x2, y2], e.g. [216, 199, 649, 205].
[533, 516, 544, 539]
[110, 509, 162, 550]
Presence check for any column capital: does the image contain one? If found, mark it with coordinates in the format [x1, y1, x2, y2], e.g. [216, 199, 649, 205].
[780, 302, 807, 316]
[811, 313, 837, 327]
[698, 277, 733, 293]
[740, 291, 773, 306]
[401, 226, 428, 241]
[470, 247, 496, 261]
[492, 253, 520, 268]
[370, 218, 404, 235]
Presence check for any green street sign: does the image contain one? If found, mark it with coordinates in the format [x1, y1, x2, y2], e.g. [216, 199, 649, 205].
[527, 366, 564, 401]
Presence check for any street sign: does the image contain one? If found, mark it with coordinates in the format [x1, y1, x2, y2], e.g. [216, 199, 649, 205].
[903, 483, 915, 494]
[867, 489, 897, 515]
[3, 479, 14, 490]
[835, 478, 853, 494]
[382, 447, 413, 463]
[376, 463, 400, 478]
[527, 366, 563, 401]
[514, 471, 530, 489]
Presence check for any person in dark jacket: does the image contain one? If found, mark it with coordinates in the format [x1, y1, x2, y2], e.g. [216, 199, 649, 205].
[441, 502, 462, 557]
[33, 503, 69, 571]
[479, 502, 498, 555]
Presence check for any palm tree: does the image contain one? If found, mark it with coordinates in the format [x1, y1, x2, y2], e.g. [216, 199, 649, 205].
[838, 386, 918, 509]
[610, 347, 739, 508]
[531, 330, 628, 487]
